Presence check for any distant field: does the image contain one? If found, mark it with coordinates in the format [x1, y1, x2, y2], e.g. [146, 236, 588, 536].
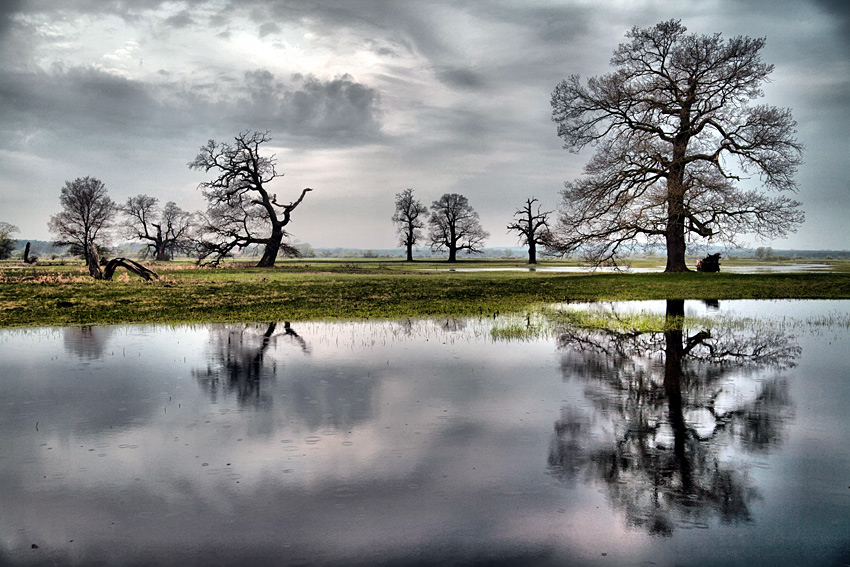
[2, 258, 850, 328]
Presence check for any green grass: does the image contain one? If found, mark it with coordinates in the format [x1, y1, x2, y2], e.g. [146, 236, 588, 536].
[2, 259, 850, 328]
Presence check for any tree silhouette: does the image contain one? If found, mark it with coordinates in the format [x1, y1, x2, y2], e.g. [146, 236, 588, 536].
[427, 193, 489, 262]
[48, 176, 117, 278]
[548, 300, 798, 535]
[194, 322, 309, 408]
[0, 222, 18, 260]
[122, 195, 194, 260]
[549, 20, 804, 271]
[392, 188, 428, 262]
[189, 131, 311, 267]
[507, 197, 552, 264]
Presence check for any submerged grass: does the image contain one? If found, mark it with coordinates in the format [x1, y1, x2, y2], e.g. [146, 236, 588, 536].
[2, 259, 850, 328]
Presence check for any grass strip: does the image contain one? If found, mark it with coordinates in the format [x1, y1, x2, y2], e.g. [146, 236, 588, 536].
[2, 270, 850, 328]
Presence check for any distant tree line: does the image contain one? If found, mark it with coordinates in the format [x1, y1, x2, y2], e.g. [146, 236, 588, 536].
[391, 189, 554, 264]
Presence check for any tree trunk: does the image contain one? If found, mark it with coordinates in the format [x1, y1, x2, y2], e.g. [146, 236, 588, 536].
[257, 229, 282, 268]
[447, 246, 457, 262]
[663, 299, 693, 492]
[665, 220, 689, 272]
[406, 243, 413, 262]
[155, 241, 169, 261]
[87, 242, 103, 280]
[665, 153, 690, 272]
[23, 242, 36, 264]
[528, 240, 537, 264]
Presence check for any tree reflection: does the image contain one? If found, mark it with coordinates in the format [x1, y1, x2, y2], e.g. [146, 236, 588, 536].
[548, 300, 798, 535]
[194, 322, 309, 407]
[63, 326, 114, 359]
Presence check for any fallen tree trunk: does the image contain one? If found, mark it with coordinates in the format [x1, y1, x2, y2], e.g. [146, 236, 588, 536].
[103, 258, 159, 281]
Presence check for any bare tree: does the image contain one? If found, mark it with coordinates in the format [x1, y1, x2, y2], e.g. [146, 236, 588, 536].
[549, 20, 804, 272]
[391, 188, 428, 261]
[189, 131, 312, 267]
[427, 193, 489, 262]
[507, 198, 552, 264]
[0, 222, 18, 260]
[122, 195, 194, 261]
[48, 176, 117, 278]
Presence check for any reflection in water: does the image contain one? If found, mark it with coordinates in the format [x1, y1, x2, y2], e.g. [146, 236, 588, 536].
[548, 300, 799, 535]
[2, 305, 849, 566]
[63, 326, 114, 359]
[194, 322, 309, 407]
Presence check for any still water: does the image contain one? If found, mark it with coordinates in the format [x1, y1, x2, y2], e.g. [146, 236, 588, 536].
[1, 301, 849, 566]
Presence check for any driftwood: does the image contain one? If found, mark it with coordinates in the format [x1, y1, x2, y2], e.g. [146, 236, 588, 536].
[103, 257, 159, 281]
[696, 253, 721, 272]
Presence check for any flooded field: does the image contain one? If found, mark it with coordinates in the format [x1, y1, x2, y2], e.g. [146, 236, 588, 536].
[1, 300, 849, 566]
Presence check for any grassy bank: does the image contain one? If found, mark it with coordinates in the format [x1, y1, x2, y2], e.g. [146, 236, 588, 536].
[2, 259, 850, 328]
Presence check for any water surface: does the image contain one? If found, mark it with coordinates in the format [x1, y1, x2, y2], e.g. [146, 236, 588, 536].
[1, 301, 849, 566]
[431, 263, 834, 273]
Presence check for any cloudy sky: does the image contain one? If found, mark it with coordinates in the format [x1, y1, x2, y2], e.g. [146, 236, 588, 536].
[0, 0, 847, 250]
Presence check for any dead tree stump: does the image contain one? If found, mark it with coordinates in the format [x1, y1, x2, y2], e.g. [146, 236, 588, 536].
[23, 242, 37, 264]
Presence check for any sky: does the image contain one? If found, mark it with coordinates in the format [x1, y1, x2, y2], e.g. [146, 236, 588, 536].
[0, 0, 848, 251]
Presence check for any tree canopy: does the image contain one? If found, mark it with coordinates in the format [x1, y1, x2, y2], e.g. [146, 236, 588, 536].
[0, 222, 19, 260]
[549, 20, 804, 271]
[507, 198, 552, 264]
[48, 176, 117, 278]
[391, 188, 428, 262]
[122, 195, 194, 261]
[427, 193, 489, 262]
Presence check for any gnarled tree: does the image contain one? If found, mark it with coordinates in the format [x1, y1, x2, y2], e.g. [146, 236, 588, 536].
[48, 176, 117, 278]
[427, 193, 489, 262]
[507, 198, 552, 264]
[549, 20, 804, 271]
[189, 131, 311, 267]
[391, 188, 428, 262]
[122, 195, 194, 261]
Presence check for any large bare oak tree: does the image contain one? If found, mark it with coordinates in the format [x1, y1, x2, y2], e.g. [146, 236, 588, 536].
[189, 131, 311, 267]
[549, 20, 804, 272]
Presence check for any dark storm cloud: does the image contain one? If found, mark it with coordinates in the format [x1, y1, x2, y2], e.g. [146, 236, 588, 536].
[164, 9, 195, 29]
[234, 69, 384, 144]
[279, 73, 383, 142]
[811, 0, 850, 45]
[0, 65, 164, 144]
[258, 21, 281, 37]
[0, 63, 382, 151]
[433, 66, 487, 90]
[0, 0, 25, 39]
